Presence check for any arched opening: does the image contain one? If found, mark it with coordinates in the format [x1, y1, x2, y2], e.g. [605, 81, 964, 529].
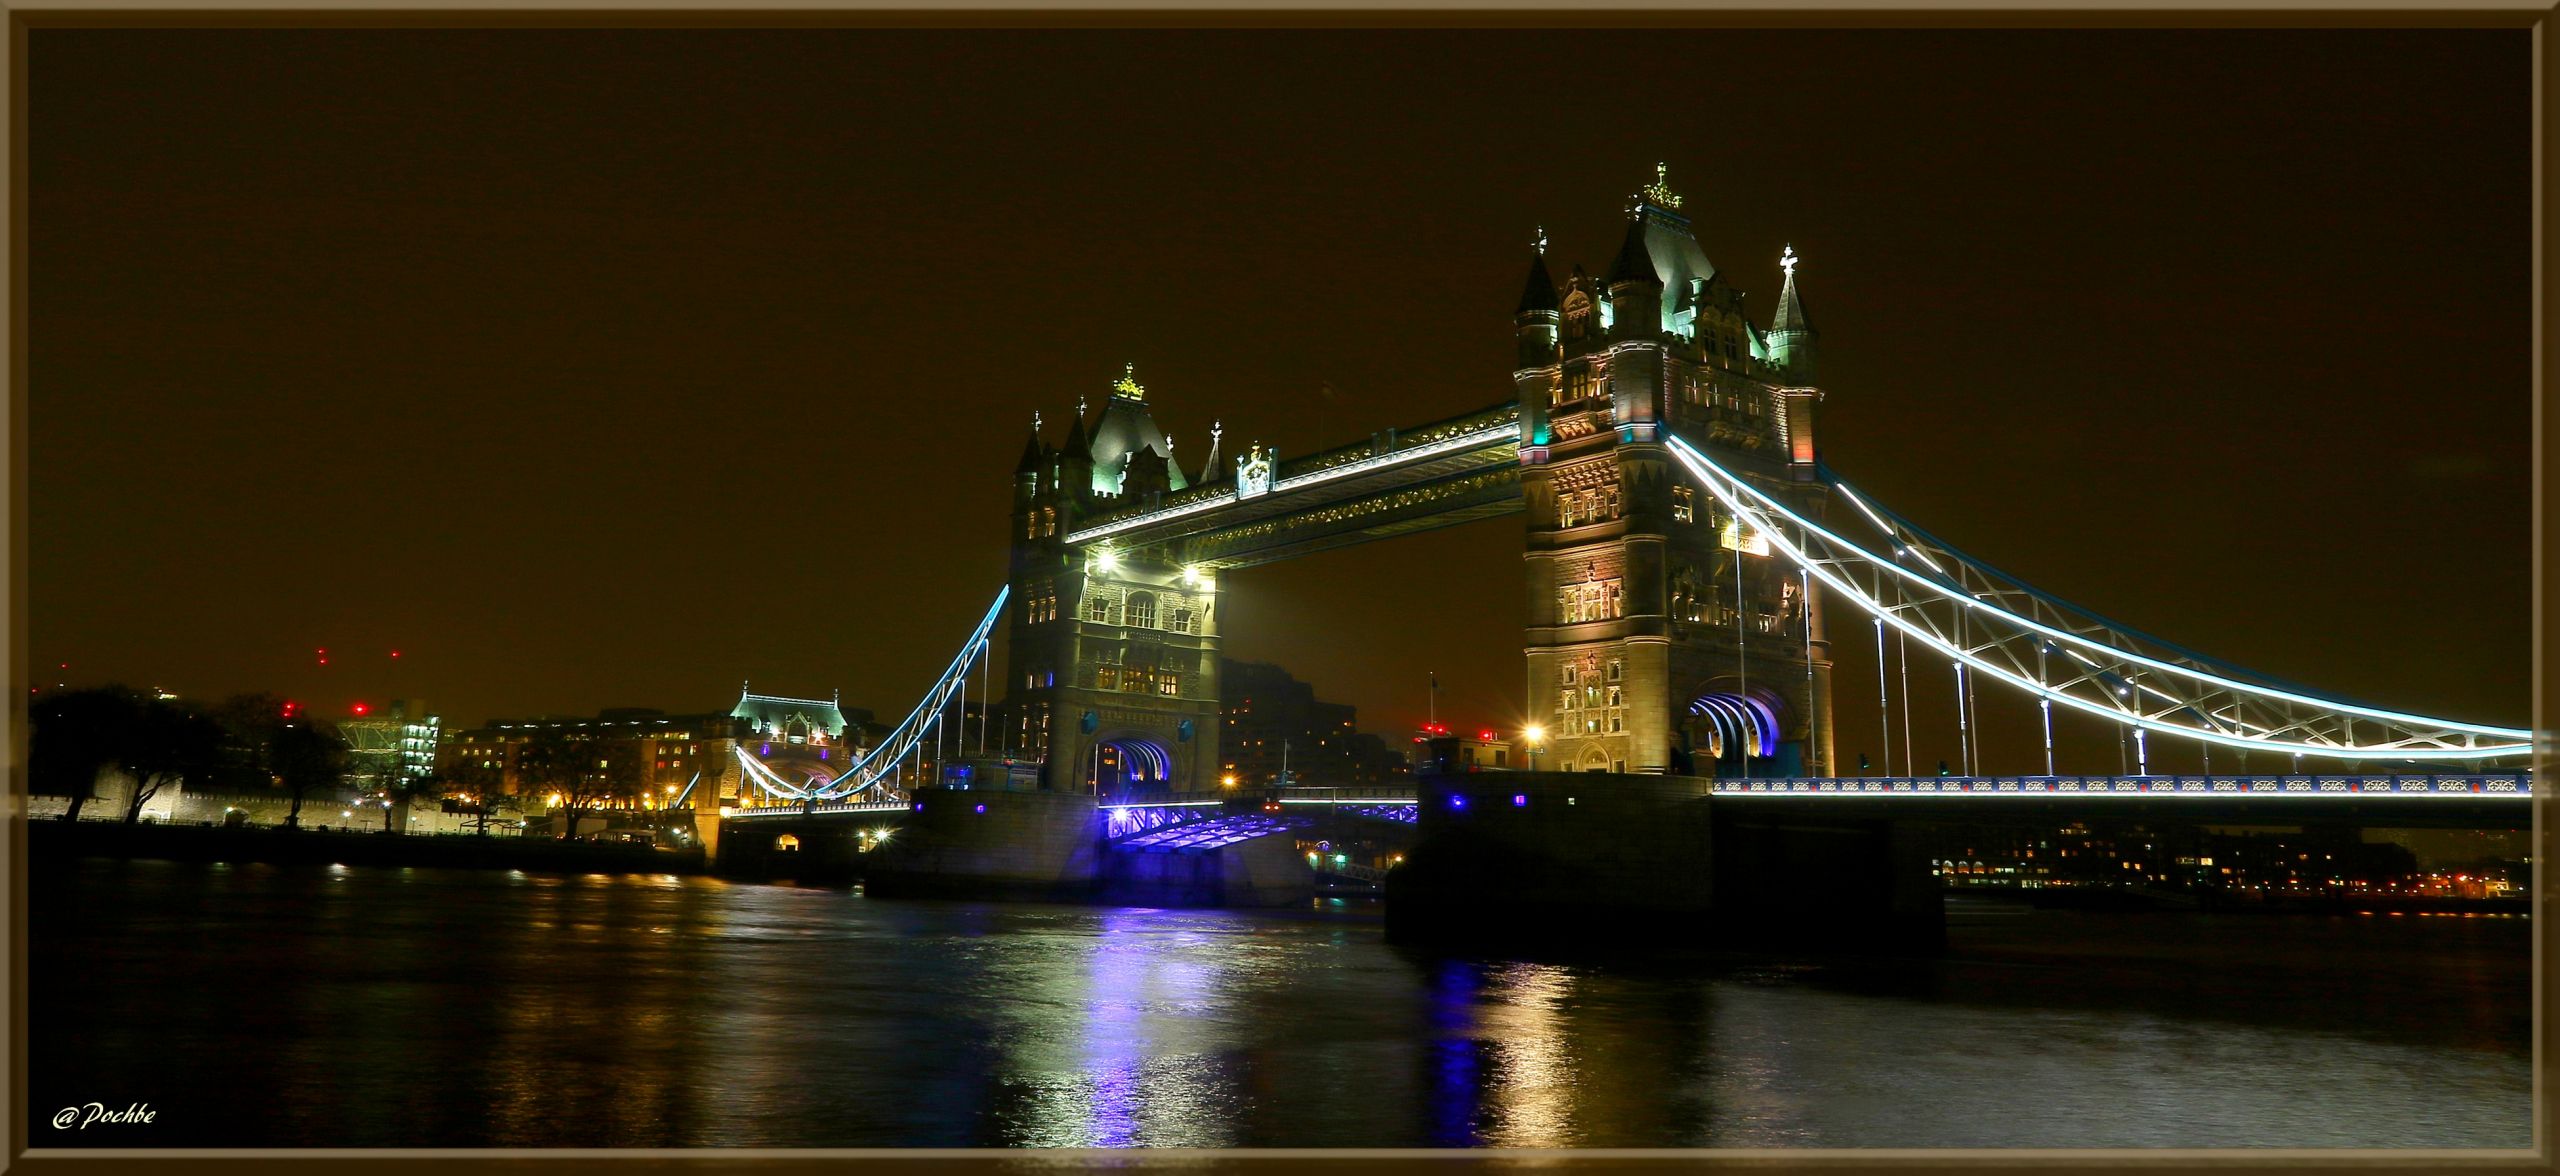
[1089, 736, 1174, 799]
[775, 833, 801, 852]
[1682, 684, 1794, 777]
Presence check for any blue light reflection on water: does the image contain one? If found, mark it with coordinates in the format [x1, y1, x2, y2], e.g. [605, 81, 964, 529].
[30, 861, 2533, 1149]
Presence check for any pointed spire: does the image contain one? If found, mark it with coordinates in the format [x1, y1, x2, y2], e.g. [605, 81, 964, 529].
[1605, 214, 1658, 286]
[1201, 420, 1223, 477]
[1516, 227, 1559, 314]
[1772, 245, 1812, 334]
[1015, 414, 1044, 474]
[1063, 403, 1092, 458]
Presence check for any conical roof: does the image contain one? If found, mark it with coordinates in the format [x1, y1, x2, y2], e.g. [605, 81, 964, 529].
[1063, 410, 1091, 460]
[1772, 247, 1813, 335]
[1015, 422, 1044, 475]
[1516, 252, 1559, 313]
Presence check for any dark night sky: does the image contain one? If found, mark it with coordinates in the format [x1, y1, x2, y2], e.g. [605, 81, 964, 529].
[30, 29, 2531, 775]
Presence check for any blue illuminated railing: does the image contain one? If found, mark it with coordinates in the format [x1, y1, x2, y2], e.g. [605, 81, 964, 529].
[726, 801, 914, 819]
[1706, 774, 2532, 798]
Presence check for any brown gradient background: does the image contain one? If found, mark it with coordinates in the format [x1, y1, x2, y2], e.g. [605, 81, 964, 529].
[27, 28, 2530, 775]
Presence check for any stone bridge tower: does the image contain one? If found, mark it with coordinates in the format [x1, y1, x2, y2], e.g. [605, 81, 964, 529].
[1515, 166, 1835, 778]
[1003, 366, 1225, 796]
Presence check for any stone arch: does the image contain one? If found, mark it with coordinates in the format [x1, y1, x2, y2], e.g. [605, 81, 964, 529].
[1681, 680, 1792, 773]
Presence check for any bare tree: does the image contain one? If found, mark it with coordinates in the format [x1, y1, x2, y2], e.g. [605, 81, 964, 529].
[517, 730, 650, 840]
[116, 698, 225, 825]
[30, 686, 138, 822]
[271, 718, 350, 831]
[443, 756, 505, 836]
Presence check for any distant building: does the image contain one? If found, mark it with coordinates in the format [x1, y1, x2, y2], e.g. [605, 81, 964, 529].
[1410, 725, 1514, 774]
[339, 699, 441, 789]
[441, 685, 877, 814]
[1218, 659, 1410, 789]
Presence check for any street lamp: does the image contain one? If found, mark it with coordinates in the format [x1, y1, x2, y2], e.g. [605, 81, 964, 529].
[1522, 725, 1547, 772]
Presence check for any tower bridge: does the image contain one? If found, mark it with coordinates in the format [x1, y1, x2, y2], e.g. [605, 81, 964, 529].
[704, 166, 2531, 940]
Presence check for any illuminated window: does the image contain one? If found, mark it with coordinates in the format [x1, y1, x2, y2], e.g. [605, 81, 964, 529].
[1125, 592, 1158, 629]
[1159, 674, 1181, 697]
[1672, 487, 1694, 524]
[1167, 606, 1194, 634]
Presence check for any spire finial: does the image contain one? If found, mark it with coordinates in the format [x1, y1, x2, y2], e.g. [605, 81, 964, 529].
[1534, 225, 1547, 256]
[1077, 393, 1088, 417]
[1112, 362, 1146, 402]
[1212, 419, 1223, 442]
[1638, 161, 1683, 211]
[1032, 409, 1043, 433]
[1781, 244, 1799, 279]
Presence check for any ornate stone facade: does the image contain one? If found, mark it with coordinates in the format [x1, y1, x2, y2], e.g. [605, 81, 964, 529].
[1005, 367, 1224, 795]
[1515, 168, 1834, 777]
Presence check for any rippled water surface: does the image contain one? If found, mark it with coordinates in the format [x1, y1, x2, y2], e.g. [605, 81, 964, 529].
[33, 858, 2532, 1148]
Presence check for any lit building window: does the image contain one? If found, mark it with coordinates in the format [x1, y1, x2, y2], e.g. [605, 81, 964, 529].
[1673, 487, 1694, 524]
[1125, 592, 1158, 629]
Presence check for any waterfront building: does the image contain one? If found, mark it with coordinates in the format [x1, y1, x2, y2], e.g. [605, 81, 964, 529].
[442, 686, 877, 814]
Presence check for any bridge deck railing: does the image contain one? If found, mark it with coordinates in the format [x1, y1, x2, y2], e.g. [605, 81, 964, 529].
[1709, 774, 2531, 797]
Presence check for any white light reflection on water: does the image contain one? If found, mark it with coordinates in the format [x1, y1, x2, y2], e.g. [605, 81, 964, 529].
[32, 863, 2534, 1150]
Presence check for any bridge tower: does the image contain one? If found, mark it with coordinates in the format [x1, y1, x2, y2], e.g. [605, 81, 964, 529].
[1516, 166, 1835, 777]
[1002, 367, 1225, 796]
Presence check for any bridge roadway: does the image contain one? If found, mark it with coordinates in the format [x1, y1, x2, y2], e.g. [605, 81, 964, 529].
[721, 774, 2530, 834]
[1701, 773, 2533, 830]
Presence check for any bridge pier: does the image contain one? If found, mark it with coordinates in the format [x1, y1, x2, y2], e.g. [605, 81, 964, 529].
[863, 789, 1108, 902]
[1384, 771, 1943, 955]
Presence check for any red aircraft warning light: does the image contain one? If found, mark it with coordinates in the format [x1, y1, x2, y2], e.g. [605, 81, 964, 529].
[352, 702, 371, 717]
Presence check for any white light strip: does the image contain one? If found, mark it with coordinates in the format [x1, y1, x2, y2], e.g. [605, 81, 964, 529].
[806, 588, 1011, 798]
[1670, 436, 2530, 745]
[1064, 490, 1239, 545]
[1064, 421, 1516, 545]
[1666, 438, 2528, 759]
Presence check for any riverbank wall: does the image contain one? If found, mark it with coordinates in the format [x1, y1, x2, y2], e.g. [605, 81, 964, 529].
[28, 819, 705, 877]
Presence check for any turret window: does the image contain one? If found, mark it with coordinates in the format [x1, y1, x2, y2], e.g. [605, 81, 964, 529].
[1125, 592, 1158, 629]
[1672, 487, 1694, 524]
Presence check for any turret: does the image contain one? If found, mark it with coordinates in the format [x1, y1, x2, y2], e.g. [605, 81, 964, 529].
[1516, 228, 1561, 361]
[1195, 421, 1224, 487]
[1768, 244, 1817, 383]
[1514, 230, 1562, 450]
[1060, 399, 1095, 505]
[1603, 212, 1662, 343]
[1014, 415, 1046, 496]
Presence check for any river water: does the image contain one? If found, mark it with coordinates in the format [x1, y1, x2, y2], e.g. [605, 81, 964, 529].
[32, 857, 2532, 1149]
